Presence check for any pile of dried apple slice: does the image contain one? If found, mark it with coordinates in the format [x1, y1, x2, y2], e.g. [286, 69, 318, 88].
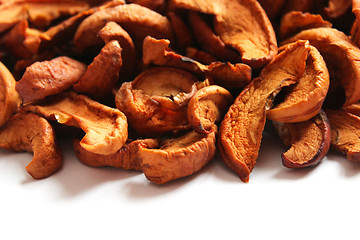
[0, 0, 360, 184]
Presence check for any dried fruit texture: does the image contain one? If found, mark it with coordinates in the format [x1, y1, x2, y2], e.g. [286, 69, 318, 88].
[343, 102, 360, 116]
[257, 0, 285, 19]
[73, 40, 122, 99]
[187, 11, 240, 63]
[16, 56, 87, 104]
[0, 62, 21, 127]
[218, 40, 310, 182]
[279, 11, 332, 40]
[97, 21, 136, 81]
[126, 0, 166, 13]
[170, 0, 277, 68]
[115, 67, 197, 136]
[326, 109, 360, 161]
[325, 0, 352, 18]
[74, 138, 159, 170]
[187, 85, 233, 134]
[0, 113, 62, 179]
[139, 127, 217, 184]
[142, 36, 252, 89]
[23, 91, 128, 155]
[0, 20, 41, 59]
[167, 12, 194, 52]
[74, 3, 174, 51]
[0, 0, 89, 33]
[273, 110, 331, 168]
[283, 27, 360, 106]
[267, 45, 330, 123]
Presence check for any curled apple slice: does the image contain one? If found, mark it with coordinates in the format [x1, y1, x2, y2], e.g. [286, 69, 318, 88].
[218, 40, 310, 182]
[273, 110, 331, 168]
[139, 128, 217, 184]
[74, 3, 173, 50]
[115, 67, 197, 136]
[326, 109, 360, 161]
[74, 138, 159, 170]
[283, 27, 360, 106]
[170, 0, 277, 68]
[267, 45, 329, 123]
[187, 85, 233, 134]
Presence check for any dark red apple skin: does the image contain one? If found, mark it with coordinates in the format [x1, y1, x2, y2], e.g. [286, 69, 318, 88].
[281, 110, 331, 168]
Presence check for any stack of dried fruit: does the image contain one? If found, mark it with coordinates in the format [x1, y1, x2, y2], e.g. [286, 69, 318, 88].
[0, 0, 360, 184]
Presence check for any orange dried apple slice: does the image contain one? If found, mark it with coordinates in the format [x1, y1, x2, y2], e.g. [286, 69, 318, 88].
[187, 85, 233, 134]
[73, 40, 122, 99]
[23, 91, 128, 155]
[74, 138, 159, 170]
[0, 61, 21, 127]
[283, 27, 360, 106]
[267, 45, 329, 123]
[170, 0, 277, 68]
[273, 110, 331, 168]
[218, 40, 310, 182]
[139, 128, 217, 184]
[74, 3, 173, 50]
[326, 109, 360, 161]
[0, 113, 62, 179]
[279, 11, 332, 40]
[16, 56, 87, 104]
[115, 67, 197, 136]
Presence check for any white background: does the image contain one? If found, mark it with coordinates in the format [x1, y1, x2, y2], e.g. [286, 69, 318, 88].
[0, 125, 359, 240]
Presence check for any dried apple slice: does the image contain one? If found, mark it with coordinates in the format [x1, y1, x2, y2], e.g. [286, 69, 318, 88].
[0, 0, 89, 32]
[115, 67, 197, 136]
[0, 113, 62, 179]
[185, 47, 217, 65]
[343, 102, 360, 116]
[351, 0, 360, 48]
[74, 3, 173, 51]
[0, 62, 22, 127]
[187, 85, 233, 134]
[126, 0, 166, 13]
[23, 91, 128, 155]
[273, 110, 331, 168]
[267, 45, 330, 123]
[16, 56, 87, 104]
[74, 138, 159, 170]
[283, 27, 360, 106]
[170, 0, 277, 68]
[326, 109, 360, 161]
[168, 12, 194, 52]
[97, 21, 135, 81]
[258, 0, 285, 19]
[142, 36, 252, 89]
[279, 11, 332, 40]
[218, 40, 310, 182]
[73, 40, 122, 99]
[139, 128, 217, 184]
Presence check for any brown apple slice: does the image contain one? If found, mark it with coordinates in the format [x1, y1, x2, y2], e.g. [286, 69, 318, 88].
[74, 138, 159, 170]
[273, 110, 331, 168]
[139, 128, 217, 184]
[283, 27, 360, 106]
[218, 40, 310, 182]
[115, 67, 198, 136]
[187, 85, 233, 134]
[267, 45, 330, 123]
[326, 109, 360, 161]
[23, 91, 128, 155]
[325, 0, 352, 19]
[170, 0, 277, 68]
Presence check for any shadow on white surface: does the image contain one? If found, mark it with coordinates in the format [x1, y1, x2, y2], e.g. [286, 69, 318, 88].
[326, 149, 360, 177]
